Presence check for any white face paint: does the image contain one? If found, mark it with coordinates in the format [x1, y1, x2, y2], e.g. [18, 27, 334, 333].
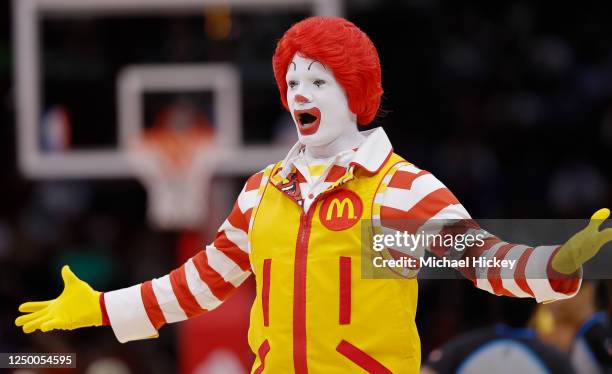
[285, 53, 357, 147]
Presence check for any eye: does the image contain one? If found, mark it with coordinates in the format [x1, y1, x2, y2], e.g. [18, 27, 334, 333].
[313, 79, 326, 87]
[287, 80, 298, 89]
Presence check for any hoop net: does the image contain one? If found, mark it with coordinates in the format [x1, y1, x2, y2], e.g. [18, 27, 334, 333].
[126, 106, 219, 230]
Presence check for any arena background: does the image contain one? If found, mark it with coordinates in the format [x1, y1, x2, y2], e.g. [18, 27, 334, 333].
[1, 0, 611, 373]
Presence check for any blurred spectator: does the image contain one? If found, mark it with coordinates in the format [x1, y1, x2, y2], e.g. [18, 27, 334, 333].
[545, 281, 612, 373]
[422, 298, 575, 374]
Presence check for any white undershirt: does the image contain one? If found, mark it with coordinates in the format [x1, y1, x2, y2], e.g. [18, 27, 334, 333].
[293, 147, 358, 211]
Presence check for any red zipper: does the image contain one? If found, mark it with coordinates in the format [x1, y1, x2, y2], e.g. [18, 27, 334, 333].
[271, 175, 351, 374]
[293, 208, 315, 374]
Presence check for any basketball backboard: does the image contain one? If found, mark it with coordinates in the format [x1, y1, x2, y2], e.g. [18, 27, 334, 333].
[13, 0, 342, 179]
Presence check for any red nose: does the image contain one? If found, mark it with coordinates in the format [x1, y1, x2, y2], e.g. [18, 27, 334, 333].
[295, 94, 309, 104]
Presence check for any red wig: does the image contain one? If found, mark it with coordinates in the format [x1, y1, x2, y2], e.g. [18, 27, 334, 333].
[272, 17, 383, 125]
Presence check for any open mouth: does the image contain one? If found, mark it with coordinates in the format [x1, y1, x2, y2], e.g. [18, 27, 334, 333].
[294, 107, 321, 136]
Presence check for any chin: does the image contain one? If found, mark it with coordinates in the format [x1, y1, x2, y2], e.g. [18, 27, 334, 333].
[294, 119, 344, 147]
[295, 128, 325, 145]
[298, 134, 335, 148]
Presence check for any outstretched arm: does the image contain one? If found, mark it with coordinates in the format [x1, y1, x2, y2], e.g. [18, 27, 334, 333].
[15, 265, 103, 333]
[16, 168, 269, 342]
[551, 208, 612, 275]
[378, 163, 610, 302]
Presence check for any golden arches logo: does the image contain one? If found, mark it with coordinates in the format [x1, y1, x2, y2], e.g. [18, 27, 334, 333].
[325, 198, 356, 221]
[319, 190, 363, 231]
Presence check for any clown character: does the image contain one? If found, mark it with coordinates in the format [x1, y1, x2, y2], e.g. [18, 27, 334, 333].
[15, 17, 612, 373]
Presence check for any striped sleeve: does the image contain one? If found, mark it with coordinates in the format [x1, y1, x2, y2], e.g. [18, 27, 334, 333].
[103, 167, 271, 343]
[378, 163, 581, 303]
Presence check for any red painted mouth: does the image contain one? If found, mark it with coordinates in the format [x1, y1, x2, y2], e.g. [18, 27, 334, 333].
[294, 107, 321, 136]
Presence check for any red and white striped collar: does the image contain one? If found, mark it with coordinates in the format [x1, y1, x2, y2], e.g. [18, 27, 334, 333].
[277, 127, 393, 179]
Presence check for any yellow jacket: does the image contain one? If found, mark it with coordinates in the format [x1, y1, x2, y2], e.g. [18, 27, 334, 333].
[248, 153, 420, 373]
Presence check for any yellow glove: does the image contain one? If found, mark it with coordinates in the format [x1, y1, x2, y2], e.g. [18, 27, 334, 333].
[552, 208, 612, 274]
[15, 265, 103, 333]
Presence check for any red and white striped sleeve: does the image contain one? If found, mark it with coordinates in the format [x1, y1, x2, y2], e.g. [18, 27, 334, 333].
[102, 167, 271, 343]
[378, 163, 582, 303]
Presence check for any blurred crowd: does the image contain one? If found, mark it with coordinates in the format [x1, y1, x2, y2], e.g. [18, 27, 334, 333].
[1, 1, 611, 373]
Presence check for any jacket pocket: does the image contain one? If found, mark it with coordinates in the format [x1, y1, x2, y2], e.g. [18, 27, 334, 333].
[339, 256, 351, 325]
[262, 259, 271, 326]
[336, 339, 392, 374]
[253, 339, 270, 374]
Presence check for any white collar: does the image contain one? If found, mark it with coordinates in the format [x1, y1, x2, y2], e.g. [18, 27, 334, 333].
[278, 127, 393, 178]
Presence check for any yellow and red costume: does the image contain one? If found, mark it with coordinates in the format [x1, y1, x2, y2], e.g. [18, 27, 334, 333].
[19, 16, 611, 374]
[102, 128, 580, 373]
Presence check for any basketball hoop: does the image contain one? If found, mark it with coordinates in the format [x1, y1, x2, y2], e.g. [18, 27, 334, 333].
[126, 105, 220, 230]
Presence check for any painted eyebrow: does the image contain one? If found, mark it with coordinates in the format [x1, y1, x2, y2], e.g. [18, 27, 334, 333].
[308, 60, 327, 71]
[290, 61, 297, 71]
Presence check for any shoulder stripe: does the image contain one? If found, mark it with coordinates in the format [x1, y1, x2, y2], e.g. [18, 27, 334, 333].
[213, 231, 251, 271]
[245, 171, 264, 192]
[387, 170, 430, 190]
[380, 188, 460, 225]
[237, 189, 258, 213]
[226, 202, 249, 233]
[382, 174, 447, 212]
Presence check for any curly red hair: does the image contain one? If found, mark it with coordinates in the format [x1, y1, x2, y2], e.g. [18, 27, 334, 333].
[272, 17, 383, 125]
